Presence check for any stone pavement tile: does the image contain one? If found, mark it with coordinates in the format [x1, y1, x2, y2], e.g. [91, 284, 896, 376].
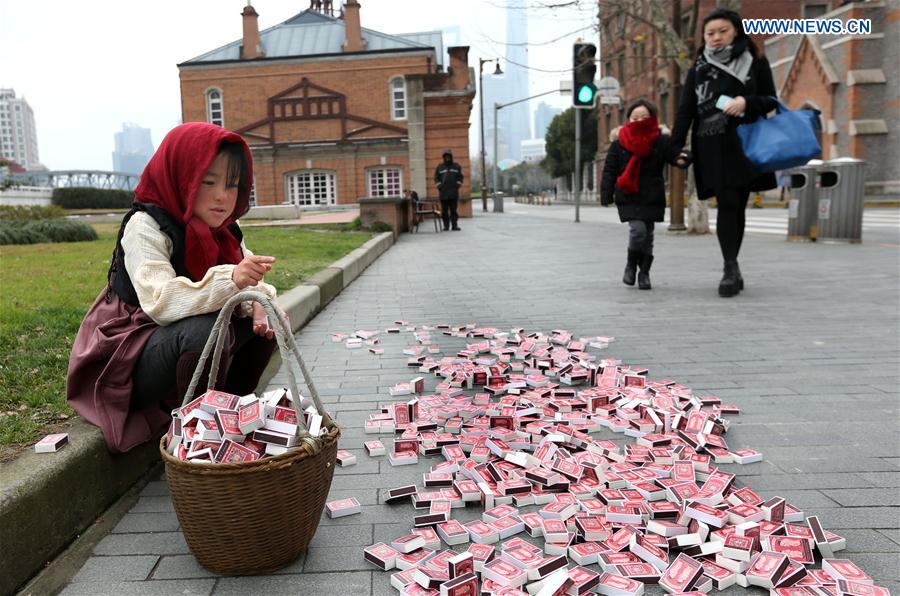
[844, 553, 900, 583]
[213, 570, 371, 595]
[71, 555, 159, 582]
[317, 504, 416, 526]
[129, 496, 176, 513]
[769, 457, 898, 474]
[139, 480, 170, 497]
[878, 529, 900, 546]
[836, 529, 900, 553]
[303, 546, 373, 572]
[804, 507, 899, 529]
[823, 488, 900, 507]
[730, 472, 870, 491]
[60, 579, 215, 596]
[755, 489, 842, 510]
[308, 523, 373, 548]
[93, 532, 189, 556]
[111, 512, 180, 533]
[327, 488, 378, 506]
[859, 472, 900, 487]
[372, 569, 396, 596]
[333, 457, 379, 475]
[151, 555, 217, 579]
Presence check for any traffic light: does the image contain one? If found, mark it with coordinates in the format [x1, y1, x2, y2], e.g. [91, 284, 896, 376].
[572, 42, 597, 109]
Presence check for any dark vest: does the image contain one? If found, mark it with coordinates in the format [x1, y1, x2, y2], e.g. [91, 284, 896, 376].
[107, 202, 243, 306]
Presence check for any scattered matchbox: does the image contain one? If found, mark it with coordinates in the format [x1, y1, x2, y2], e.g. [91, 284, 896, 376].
[34, 433, 68, 453]
[325, 497, 361, 518]
[336, 449, 357, 467]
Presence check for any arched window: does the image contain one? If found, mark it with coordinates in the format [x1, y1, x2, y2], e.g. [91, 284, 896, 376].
[206, 89, 224, 127]
[390, 77, 407, 121]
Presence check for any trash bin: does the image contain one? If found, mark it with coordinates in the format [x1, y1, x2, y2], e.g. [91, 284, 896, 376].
[816, 157, 866, 243]
[786, 160, 821, 241]
[492, 191, 505, 213]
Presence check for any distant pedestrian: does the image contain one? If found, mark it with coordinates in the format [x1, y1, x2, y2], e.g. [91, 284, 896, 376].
[778, 171, 792, 202]
[434, 149, 464, 231]
[601, 98, 690, 290]
[671, 7, 778, 297]
[67, 123, 279, 453]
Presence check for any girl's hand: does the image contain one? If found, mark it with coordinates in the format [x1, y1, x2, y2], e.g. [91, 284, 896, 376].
[675, 151, 692, 168]
[723, 96, 747, 117]
[232, 255, 275, 289]
[251, 303, 274, 339]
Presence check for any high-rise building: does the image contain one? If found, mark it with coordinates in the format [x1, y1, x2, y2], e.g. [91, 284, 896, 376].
[481, 0, 530, 163]
[534, 102, 562, 141]
[0, 88, 41, 170]
[112, 123, 154, 175]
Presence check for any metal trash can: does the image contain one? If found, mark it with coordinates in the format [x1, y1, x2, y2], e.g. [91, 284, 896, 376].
[816, 157, 866, 243]
[492, 191, 505, 213]
[786, 160, 821, 241]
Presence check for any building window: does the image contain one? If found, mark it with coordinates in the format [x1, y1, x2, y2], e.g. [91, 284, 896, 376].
[206, 89, 224, 126]
[390, 77, 407, 120]
[367, 167, 403, 197]
[618, 53, 626, 82]
[285, 170, 337, 206]
[803, 3, 829, 18]
[248, 176, 257, 207]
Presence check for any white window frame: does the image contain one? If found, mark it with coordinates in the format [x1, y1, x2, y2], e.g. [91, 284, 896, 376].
[248, 175, 257, 207]
[390, 77, 407, 121]
[206, 88, 224, 127]
[284, 170, 337, 206]
[366, 167, 403, 198]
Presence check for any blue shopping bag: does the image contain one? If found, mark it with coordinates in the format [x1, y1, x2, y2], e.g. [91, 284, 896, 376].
[737, 99, 821, 173]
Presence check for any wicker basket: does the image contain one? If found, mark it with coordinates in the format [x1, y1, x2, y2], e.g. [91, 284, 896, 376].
[160, 291, 340, 576]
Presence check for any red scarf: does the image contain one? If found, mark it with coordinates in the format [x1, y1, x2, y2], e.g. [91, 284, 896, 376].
[616, 116, 660, 195]
[134, 123, 253, 281]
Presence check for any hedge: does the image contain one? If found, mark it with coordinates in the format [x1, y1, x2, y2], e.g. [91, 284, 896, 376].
[0, 219, 98, 245]
[0, 205, 66, 221]
[52, 187, 134, 210]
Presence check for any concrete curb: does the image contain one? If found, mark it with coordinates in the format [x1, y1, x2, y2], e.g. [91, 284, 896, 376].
[0, 231, 394, 596]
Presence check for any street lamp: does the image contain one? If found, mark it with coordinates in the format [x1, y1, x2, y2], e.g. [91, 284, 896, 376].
[479, 58, 503, 212]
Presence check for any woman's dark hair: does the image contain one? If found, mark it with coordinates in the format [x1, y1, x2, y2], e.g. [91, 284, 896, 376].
[699, 8, 759, 58]
[409, 190, 419, 200]
[217, 140, 251, 201]
[625, 97, 658, 119]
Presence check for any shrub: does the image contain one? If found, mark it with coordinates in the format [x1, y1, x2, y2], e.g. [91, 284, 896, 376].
[0, 219, 98, 245]
[52, 187, 134, 210]
[369, 221, 393, 233]
[0, 205, 66, 221]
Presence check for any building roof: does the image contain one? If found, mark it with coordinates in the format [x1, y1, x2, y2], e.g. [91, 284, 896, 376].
[182, 9, 444, 67]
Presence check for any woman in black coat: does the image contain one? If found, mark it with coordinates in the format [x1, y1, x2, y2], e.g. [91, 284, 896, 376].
[671, 8, 778, 297]
[601, 98, 688, 290]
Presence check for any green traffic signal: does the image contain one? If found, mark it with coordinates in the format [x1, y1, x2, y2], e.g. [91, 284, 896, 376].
[577, 85, 595, 104]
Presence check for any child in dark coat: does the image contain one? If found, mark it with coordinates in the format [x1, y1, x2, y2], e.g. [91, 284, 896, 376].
[601, 98, 690, 290]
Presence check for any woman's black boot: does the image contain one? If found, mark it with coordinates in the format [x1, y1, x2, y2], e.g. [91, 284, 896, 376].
[638, 254, 653, 290]
[719, 260, 740, 297]
[623, 250, 640, 286]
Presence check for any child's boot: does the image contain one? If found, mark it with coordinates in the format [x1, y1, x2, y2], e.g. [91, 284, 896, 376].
[638, 254, 653, 290]
[623, 249, 640, 286]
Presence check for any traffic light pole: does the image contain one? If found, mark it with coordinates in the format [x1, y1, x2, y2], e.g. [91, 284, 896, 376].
[574, 108, 581, 223]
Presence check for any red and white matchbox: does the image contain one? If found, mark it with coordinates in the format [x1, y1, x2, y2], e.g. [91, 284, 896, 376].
[437, 519, 470, 546]
[440, 572, 477, 596]
[365, 440, 386, 456]
[198, 389, 239, 413]
[336, 449, 357, 467]
[34, 433, 68, 453]
[822, 559, 873, 585]
[448, 551, 474, 579]
[659, 554, 704, 594]
[481, 558, 527, 588]
[745, 551, 789, 589]
[214, 439, 260, 463]
[325, 497, 361, 518]
[392, 533, 427, 553]
[595, 572, 645, 596]
[364, 542, 399, 570]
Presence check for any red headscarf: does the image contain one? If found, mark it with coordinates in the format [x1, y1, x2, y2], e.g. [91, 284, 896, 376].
[134, 122, 253, 281]
[616, 116, 660, 195]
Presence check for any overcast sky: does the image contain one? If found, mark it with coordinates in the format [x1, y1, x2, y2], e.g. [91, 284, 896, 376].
[1, 0, 597, 171]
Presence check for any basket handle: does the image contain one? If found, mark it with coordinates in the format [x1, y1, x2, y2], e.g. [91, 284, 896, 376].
[181, 290, 333, 449]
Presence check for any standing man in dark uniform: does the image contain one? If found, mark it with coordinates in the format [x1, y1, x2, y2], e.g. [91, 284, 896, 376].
[434, 149, 464, 231]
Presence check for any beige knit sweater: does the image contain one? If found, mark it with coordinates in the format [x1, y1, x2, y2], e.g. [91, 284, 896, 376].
[122, 211, 276, 326]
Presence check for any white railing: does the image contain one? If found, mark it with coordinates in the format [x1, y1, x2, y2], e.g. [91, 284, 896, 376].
[0, 186, 53, 206]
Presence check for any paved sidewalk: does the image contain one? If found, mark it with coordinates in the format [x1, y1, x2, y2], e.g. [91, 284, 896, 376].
[59, 207, 899, 595]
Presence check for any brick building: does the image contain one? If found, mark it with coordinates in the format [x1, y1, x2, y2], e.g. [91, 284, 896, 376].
[766, 1, 898, 196]
[596, 0, 812, 146]
[178, 2, 475, 213]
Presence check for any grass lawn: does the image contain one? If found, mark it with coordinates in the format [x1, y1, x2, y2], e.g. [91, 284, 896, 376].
[0, 223, 372, 459]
